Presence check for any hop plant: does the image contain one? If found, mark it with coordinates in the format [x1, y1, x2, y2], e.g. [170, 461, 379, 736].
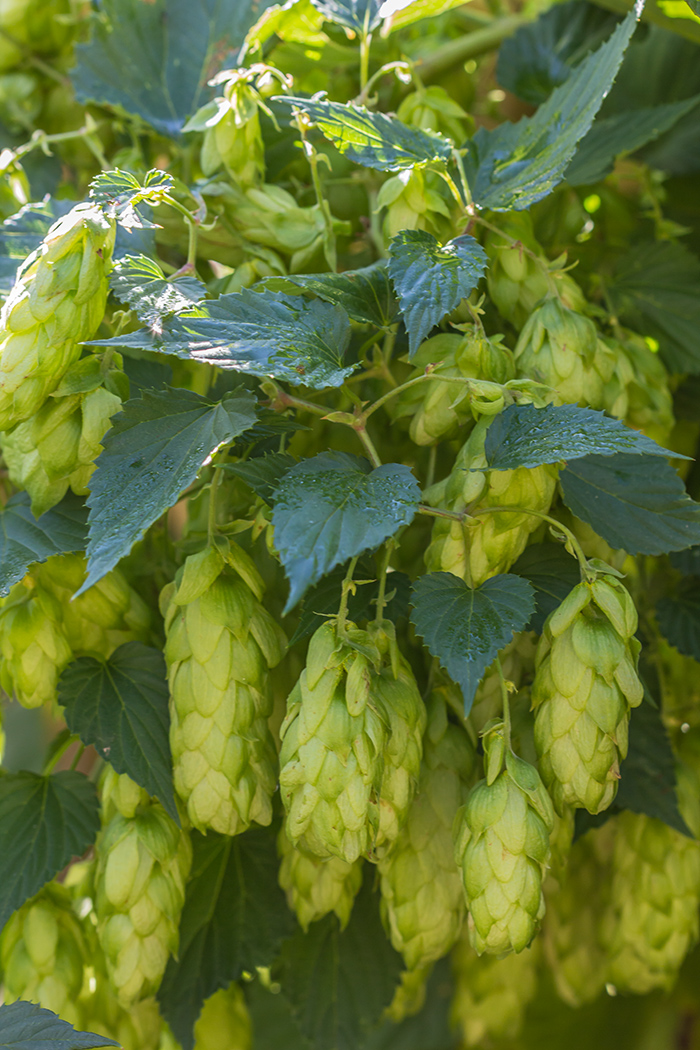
[0, 882, 90, 1028]
[195, 69, 265, 187]
[0, 574, 71, 707]
[532, 571, 644, 814]
[378, 690, 475, 970]
[0, 203, 115, 430]
[94, 778, 192, 1005]
[193, 983, 251, 1050]
[163, 544, 286, 837]
[454, 721, 554, 955]
[277, 826, 363, 930]
[451, 931, 541, 1045]
[279, 618, 425, 863]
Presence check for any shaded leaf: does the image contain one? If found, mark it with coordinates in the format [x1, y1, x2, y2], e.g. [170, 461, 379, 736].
[484, 403, 677, 471]
[669, 545, 700, 575]
[89, 169, 173, 230]
[277, 97, 453, 171]
[225, 452, 297, 505]
[0, 772, 100, 930]
[410, 572, 535, 712]
[80, 388, 258, 594]
[0, 493, 88, 599]
[388, 230, 487, 356]
[559, 453, 700, 556]
[310, 0, 383, 32]
[110, 255, 205, 325]
[279, 869, 402, 1050]
[58, 643, 176, 822]
[0, 199, 73, 297]
[246, 981, 311, 1050]
[463, 6, 640, 211]
[121, 356, 173, 395]
[158, 827, 295, 1050]
[266, 262, 399, 328]
[0, 1002, 118, 1050]
[510, 542, 580, 635]
[656, 581, 700, 661]
[617, 700, 690, 835]
[271, 451, 420, 612]
[364, 958, 456, 1050]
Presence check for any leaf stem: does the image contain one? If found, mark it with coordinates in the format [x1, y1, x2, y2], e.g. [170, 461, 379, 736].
[496, 656, 511, 746]
[375, 540, 395, 623]
[354, 422, 382, 467]
[70, 744, 86, 772]
[42, 734, 79, 776]
[295, 116, 338, 272]
[207, 465, 224, 544]
[365, 371, 492, 420]
[417, 503, 463, 521]
[360, 32, 372, 92]
[337, 555, 359, 634]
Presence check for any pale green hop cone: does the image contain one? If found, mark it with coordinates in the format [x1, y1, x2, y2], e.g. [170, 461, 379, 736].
[277, 826, 363, 930]
[193, 983, 251, 1050]
[0, 574, 71, 707]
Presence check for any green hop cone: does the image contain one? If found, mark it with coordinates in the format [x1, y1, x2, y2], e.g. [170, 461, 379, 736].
[514, 296, 616, 408]
[386, 329, 515, 446]
[531, 573, 644, 815]
[383, 965, 432, 1023]
[451, 929, 541, 1045]
[454, 722, 554, 955]
[601, 329, 674, 445]
[0, 203, 115, 430]
[424, 411, 558, 586]
[379, 690, 476, 970]
[277, 826, 363, 930]
[94, 792, 192, 1005]
[279, 618, 425, 863]
[2, 355, 127, 516]
[0, 882, 90, 1027]
[193, 983, 251, 1050]
[0, 575, 71, 707]
[397, 85, 469, 141]
[101, 766, 152, 821]
[377, 168, 455, 244]
[163, 544, 286, 837]
[196, 70, 265, 188]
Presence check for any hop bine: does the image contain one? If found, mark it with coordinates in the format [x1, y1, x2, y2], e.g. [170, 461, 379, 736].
[531, 571, 644, 815]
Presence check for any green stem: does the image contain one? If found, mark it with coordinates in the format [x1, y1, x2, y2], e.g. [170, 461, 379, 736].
[42, 734, 78, 776]
[438, 167, 467, 211]
[360, 32, 372, 92]
[354, 423, 382, 467]
[357, 60, 410, 105]
[207, 466, 223, 544]
[417, 503, 463, 521]
[337, 556, 359, 634]
[70, 744, 86, 772]
[10, 121, 107, 163]
[426, 444, 438, 490]
[496, 656, 511, 747]
[268, 386, 334, 417]
[472, 215, 559, 295]
[365, 371, 488, 420]
[418, 14, 528, 81]
[295, 117, 337, 272]
[375, 541, 394, 623]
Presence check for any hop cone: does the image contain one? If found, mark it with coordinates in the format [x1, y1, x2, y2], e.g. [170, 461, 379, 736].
[384, 965, 432, 1023]
[199, 71, 264, 188]
[425, 413, 557, 586]
[193, 983, 251, 1050]
[514, 296, 616, 408]
[94, 789, 192, 1005]
[379, 690, 475, 970]
[601, 329, 674, 445]
[277, 827, 363, 930]
[386, 330, 515, 446]
[484, 212, 586, 330]
[163, 544, 286, 836]
[279, 619, 425, 863]
[397, 85, 468, 141]
[1, 356, 126, 516]
[0, 575, 71, 707]
[0, 882, 90, 1027]
[532, 573, 644, 814]
[0, 203, 115, 430]
[377, 168, 455, 243]
[36, 553, 151, 659]
[454, 723, 554, 955]
[451, 930, 541, 1045]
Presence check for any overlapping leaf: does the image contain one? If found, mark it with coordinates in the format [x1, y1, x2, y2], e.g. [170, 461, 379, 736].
[272, 451, 420, 612]
[58, 643, 177, 822]
[110, 255, 205, 325]
[0, 493, 88, 598]
[89, 169, 173, 229]
[0, 1002, 118, 1050]
[388, 230, 487, 355]
[267, 262, 399, 328]
[226, 453, 297, 506]
[80, 388, 258, 594]
[410, 572, 535, 712]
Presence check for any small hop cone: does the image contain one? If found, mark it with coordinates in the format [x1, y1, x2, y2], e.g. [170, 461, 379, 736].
[193, 983, 251, 1050]
[377, 167, 455, 244]
[94, 796, 192, 1006]
[200, 73, 265, 189]
[0, 882, 90, 1028]
[379, 691, 476, 970]
[425, 413, 557, 586]
[0, 203, 115, 430]
[383, 965, 432, 1023]
[277, 827, 363, 930]
[279, 619, 425, 863]
[514, 296, 616, 408]
[532, 573, 644, 815]
[0, 575, 71, 707]
[450, 929, 541, 1046]
[454, 724, 554, 955]
[163, 545, 286, 837]
[101, 767, 151, 821]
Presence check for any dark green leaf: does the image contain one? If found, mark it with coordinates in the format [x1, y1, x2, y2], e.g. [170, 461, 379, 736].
[266, 262, 399, 328]
[0, 1002, 118, 1050]
[72, 0, 275, 137]
[605, 241, 700, 373]
[89, 169, 173, 230]
[656, 581, 700, 661]
[388, 230, 487, 356]
[271, 451, 420, 612]
[80, 388, 258, 594]
[0, 772, 100, 930]
[496, 0, 621, 105]
[510, 542, 580, 635]
[669, 545, 700, 575]
[410, 572, 535, 713]
[246, 982, 311, 1050]
[121, 356, 173, 395]
[277, 97, 453, 171]
[463, 7, 639, 211]
[559, 453, 700, 556]
[225, 453, 297, 505]
[310, 0, 383, 32]
[565, 96, 700, 186]
[0, 493, 88, 599]
[158, 827, 295, 1050]
[484, 403, 677, 471]
[58, 643, 176, 822]
[279, 869, 402, 1050]
[0, 199, 73, 296]
[365, 958, 456, 1050]
[91, 290, 355, 391]
[110, 255, 205, 325]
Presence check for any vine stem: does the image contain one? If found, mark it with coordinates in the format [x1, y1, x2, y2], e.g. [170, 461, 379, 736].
[495, 656, 511, 747]
[375, 540, 395, 623]
[364, 370, 485, 420]
[354, 423, 382, 467]
[207, 466, 224, 544]
[295, 116, 338, 272]
[42, 734, 78, 776]
[337, 556, 359, 634]
[360, 32, 372, 92]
